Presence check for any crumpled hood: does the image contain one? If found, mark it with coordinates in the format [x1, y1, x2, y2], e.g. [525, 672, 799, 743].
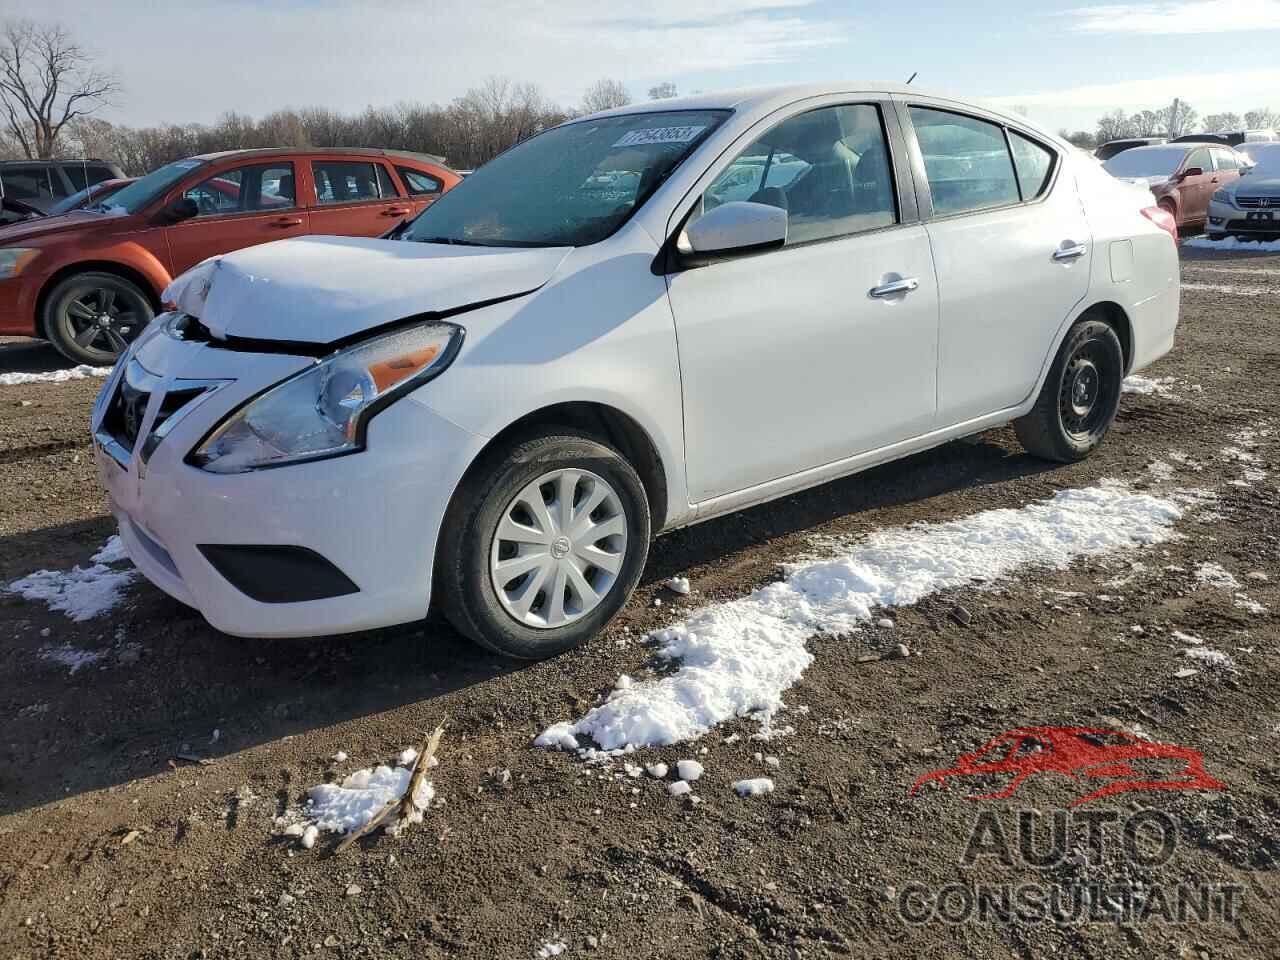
[165, 235, 572, 344]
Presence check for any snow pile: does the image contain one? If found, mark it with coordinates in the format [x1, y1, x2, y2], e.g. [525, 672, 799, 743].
[664, 576, 691, 595]
[537, 484, 1190, 754]
[1181, 281, 1270, 297]
[733, 778, 775, 798]
[39, 643, 106, 674]
[1195, 562, 1241, 590]
[0, 364, 113, 387]
[1122, 375, 1178, 398]
[304, 753, 434, 837]
[1183, 647, 1236, 670]
[1185, 236, 1280, 253]
[7, 535, 135, 621]
[537, 941, 567, 958]
[676, 759, 704, 781]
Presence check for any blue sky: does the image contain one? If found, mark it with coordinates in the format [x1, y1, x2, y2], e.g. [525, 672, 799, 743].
[13, 0, 1280, 134]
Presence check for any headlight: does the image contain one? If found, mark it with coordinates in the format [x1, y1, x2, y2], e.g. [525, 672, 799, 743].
[1212, 189, 1232, 203]
[188, 322, 463, 473]
[0, 248, 39, 280]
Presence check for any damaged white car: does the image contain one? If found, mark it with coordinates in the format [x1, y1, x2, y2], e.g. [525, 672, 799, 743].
[92, 83, 1180, 657]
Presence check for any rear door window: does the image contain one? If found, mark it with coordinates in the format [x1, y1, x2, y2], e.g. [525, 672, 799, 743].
[909, 107, 1020, 215]
[312, 161, 384, 204]
[376, 164, 401, 198]
[1008, 132, 1056, 200]
[396, 166, 442, 196]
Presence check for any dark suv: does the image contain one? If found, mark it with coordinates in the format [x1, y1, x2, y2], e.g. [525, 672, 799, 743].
[0, 159, 127, 213]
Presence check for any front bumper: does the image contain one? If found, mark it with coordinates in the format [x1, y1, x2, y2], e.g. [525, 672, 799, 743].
[91, 319, 485, 638]
[1207, 197, 1280, 237]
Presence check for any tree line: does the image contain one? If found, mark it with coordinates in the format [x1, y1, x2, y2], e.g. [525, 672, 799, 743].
[1, 19, 677, 174]
[1059, 98, 1280, 149]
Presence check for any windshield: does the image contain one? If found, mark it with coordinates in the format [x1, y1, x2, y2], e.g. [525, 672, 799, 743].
[401, 110, 728, 247]
[1242, 144, 1280, 176]
[96, 158, 207, 214]
[1103, 147, 1187, 178]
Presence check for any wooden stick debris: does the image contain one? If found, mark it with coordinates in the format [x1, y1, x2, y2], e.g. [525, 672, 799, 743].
[334, 722, 444, 853]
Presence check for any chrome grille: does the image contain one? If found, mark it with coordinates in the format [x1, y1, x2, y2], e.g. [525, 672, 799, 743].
[1236, 196, 1280, 209]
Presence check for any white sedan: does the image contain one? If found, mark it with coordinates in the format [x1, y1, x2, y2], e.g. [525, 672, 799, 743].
[92, 83, 1180, 657]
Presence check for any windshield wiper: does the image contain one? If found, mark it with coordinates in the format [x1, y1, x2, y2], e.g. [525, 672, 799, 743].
[413, 236, 492, 246]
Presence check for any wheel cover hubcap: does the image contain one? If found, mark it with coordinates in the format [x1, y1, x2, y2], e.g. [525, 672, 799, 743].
[489, 468, 628, 629]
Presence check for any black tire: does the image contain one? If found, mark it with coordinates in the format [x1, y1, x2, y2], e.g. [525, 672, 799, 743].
[43, 271, 154, 365]
[436, 429, 651, 660]
[1014, 318, 1124, 463]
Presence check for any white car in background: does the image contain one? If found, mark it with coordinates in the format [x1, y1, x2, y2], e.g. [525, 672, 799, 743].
[92, 83, 1180, 658]
[1208, 141, 1280, 240]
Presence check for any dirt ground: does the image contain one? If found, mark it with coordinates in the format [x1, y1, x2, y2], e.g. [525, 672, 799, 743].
[1, 244, 1278, 960]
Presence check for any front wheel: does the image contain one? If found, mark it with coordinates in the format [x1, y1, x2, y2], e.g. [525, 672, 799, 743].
[436, 430, 651, 659]
[43, 271, 154, 365]
[1014, 318, 1124, 463]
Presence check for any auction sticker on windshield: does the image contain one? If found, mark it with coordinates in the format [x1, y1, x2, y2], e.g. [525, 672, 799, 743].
[613, 126, 706, 147]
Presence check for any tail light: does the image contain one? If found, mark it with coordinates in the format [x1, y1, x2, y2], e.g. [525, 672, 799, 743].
[1141, 205, 1178, 243]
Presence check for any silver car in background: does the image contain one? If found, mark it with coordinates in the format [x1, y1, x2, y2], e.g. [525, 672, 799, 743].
[1208, 142, 1280, 240]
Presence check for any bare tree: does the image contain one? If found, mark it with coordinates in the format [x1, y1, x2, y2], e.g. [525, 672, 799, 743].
[581, 78, 631, 115]
[1203, 112, 1242, 133]
[647, 82, 678, 100]
[1096, 109, 1133, 143]
[1134, 109, 1164, 136]
[1244, 107, 1279, 130]
[0, 19, 119, 159]
[1158, 97, 1197, 139]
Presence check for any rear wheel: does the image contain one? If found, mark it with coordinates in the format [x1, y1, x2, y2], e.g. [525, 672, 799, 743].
[43, 272, 153, 365]
[436, 429, 651, 659]
[1014, 318, 1123, 463]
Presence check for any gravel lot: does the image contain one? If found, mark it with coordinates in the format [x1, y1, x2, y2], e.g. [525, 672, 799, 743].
[1, 244, 1277, 959]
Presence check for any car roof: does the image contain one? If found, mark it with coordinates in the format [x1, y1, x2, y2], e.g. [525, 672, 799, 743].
[189, 146, 451, 167]
[574, 81, 1042, 131]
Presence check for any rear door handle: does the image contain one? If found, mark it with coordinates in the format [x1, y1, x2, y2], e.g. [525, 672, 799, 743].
[868, 277, 919, 298]
[1053, 243, 1088, 261]
[271, 217, 304, 227]
[382, 207, 411, 217]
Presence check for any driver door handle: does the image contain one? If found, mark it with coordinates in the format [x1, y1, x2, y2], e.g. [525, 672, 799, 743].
[868, 277, 919, 298]
[271, 216, 304, 227]
[1053, 242, 1088, 261]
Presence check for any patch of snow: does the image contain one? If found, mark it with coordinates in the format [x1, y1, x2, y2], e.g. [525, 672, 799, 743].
[7, 535, 135, 621]
[1181, 281, 1271, 297]
[1195, 562, 1241, 590]
[733, 778, 775, 798]
[1185, 235, 1280, 252]
[1122, 375, 1178, 398]
[38, 643, 105, 674]
[0, 364, 112, 387]
[1146, 460, 1175, 481]
[1172, 630, 1204, 645]
[537, 941, 567, 958]
[536, 484, 1191, 753]
[664, 576, 691, 595]
[645, 763, 668, 779]
[668, 780, 692, 797]
[676, 759, 704, 781]
[1183, 647, 1235, 670]
[1234, 596, 1268, 615]
[332, 751, 348, 763]
[304, 754, 434, 838]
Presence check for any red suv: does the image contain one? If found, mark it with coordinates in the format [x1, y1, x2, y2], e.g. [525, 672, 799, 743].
[0, 148, 460, 363]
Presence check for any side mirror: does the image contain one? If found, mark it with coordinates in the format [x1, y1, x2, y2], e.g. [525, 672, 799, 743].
[157, 196, 198, 225]
[681, 200, 787, 264]
[1180, 166, 1204, 179]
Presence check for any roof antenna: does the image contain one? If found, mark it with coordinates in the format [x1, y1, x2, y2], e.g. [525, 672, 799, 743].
[906, 72, 918, 85]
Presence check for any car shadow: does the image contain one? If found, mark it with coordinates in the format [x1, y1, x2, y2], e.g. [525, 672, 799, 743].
[0, 433, 1053, 816]
[0, 337, 68, 374]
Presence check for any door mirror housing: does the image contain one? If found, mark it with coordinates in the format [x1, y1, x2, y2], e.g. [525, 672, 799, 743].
[157, 196, 198, 225]
[1180, 166, 1204, 179]
[680, 201, 787, 264]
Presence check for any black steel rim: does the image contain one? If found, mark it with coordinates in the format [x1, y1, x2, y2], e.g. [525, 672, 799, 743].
[1058, 337, 1116, 441]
